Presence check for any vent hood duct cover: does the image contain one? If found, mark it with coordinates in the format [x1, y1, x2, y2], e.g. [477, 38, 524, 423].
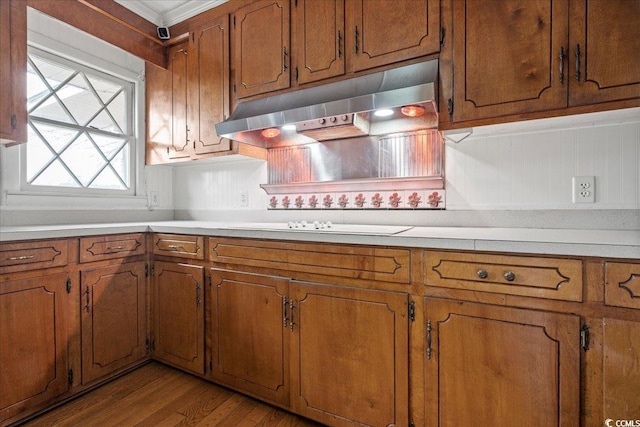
[215, 60, 438, 147]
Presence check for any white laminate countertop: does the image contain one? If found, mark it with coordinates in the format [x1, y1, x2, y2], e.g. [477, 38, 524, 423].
[1, 220, 639, 259]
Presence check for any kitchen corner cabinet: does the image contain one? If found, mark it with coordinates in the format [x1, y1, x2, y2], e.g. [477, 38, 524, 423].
[0, 273, 70, 423]
[152, 261, 205, 375]
[146, 15, 232, 165]
[80, 262, 148, 384]
[0, 0, 27, 145]
[291, 0, 345, 85]
[290, 282, 409, 427]
[345, 0, 440, 73]
[423, 298, 580, 426]
[445, 0, 640, 125]
[232, 0, 290, 98]
[210, 269, 291, 406]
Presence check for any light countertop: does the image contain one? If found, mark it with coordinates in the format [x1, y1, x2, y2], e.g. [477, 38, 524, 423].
[1, 220, 639, 259]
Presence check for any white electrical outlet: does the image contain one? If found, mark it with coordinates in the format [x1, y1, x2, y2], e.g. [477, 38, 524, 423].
[149, 191, 159, 206]
[572, 176, 595, 203]
[240, 191, 249, 207]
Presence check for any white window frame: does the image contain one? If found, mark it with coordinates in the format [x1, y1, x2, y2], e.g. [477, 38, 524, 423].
[23, 46, 136, 196]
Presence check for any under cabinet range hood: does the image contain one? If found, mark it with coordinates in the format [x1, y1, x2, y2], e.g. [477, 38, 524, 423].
[215, 60, 439, 147]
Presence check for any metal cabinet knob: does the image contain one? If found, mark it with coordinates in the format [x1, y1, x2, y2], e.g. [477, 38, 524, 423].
[477, 269, 488, 279]
[504, 271, 516, 282]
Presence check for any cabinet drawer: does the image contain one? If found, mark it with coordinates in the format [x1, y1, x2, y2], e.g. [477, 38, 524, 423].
[209, 237, 410, 284]
[605, 262, 640, 309]
[425, 251, 583, 301]
[153, 234, 204, 260]
[79, 233, 146, 263]
[0, 239, 69, 273]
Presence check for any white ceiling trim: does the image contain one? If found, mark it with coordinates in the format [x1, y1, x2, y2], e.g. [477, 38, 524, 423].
[114, 0, 228, 27]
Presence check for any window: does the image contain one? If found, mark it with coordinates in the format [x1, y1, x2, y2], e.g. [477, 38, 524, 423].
[25, 47, 134, 193]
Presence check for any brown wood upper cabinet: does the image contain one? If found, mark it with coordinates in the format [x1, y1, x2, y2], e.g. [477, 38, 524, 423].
[0, 0, 27, 145]
[232, 0, 291, 98]
[446, 0, 640, 125]
[146, 16, 231, 164]
[291, 0, 345, 85]
[345, 0, 440, 73]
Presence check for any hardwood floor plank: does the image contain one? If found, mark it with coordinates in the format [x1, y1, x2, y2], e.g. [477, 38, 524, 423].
[21, 363, 324, 427]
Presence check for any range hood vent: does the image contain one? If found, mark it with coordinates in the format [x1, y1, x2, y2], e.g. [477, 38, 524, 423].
[215, 60, 439, 147]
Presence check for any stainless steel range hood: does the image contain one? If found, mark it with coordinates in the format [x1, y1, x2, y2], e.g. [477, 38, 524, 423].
[215, 60, 439, 147]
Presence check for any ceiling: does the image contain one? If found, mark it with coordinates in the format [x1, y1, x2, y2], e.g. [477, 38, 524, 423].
[114, 0, 228, 27]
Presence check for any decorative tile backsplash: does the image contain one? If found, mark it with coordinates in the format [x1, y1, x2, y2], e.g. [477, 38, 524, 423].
[266, 189, 445, 210]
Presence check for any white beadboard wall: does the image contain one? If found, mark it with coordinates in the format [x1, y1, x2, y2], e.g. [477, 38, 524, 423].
[173, 110, 640, 213]
[445, 118, 640, 210]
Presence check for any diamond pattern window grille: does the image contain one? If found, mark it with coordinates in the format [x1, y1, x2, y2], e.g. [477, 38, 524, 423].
[26, 48, 134, 192]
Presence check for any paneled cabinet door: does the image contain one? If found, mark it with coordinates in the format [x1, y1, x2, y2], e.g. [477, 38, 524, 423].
[145, 41, 190, 164]
[210, 269, 290, 406]
[190, 16, 232, 155]
[292, 0, 345, 85]
[346, 0, 440, 73]
[450, 0, 569, 122]
[80, 262, 147, 384]
[232, 0, 290, 98]
[290, 282, 409, 427]
[153, 261, 205, 375]
[0, 0, 27, 145]
[423, 298, 580, 427]
[0, 273, 69, 423]
[568, 0, 640, 106]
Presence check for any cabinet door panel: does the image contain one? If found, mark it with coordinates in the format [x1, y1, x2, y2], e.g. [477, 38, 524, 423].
[211, 269, 290, 406]
[81, 262, 147, 384]
[568, 0, 640, 106]
[424, 298, 580, 427]
[0, 273, 69, 421]
[0, 0, 27, 145]
[452, 0, 568, 121]
[153, 262, 204, 374]
[603, 317, 640, 420]
[291, 282, 408, 426]
[169, 42, 190, 159]
[233, 0, 290, 98]
[347, 0, 439, 72]
[192, 16, 232, 155]
[293, 0, 345, 84]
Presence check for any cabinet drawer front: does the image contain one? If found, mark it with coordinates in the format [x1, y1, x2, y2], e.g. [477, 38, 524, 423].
[425, 251, 583, 301]
[605, 262, 640, 309]
[0, 239, 68, 273]
[79, 233, 146, 263]
[209, 238, 410, 284]
[153, 234, 204, 260]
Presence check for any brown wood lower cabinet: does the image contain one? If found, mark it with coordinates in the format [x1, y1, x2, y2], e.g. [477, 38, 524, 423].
[290, 282, 409, 427]
[152, 261, 205, 375]
[422, 298, 581, 427]
[210, 269, 290, 406]
[0, 273, 70, 422]
[210, 268, 409, 427]
[80, 262, 148, 384]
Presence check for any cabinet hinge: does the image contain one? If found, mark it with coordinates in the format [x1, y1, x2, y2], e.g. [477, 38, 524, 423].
[447, 98, 454, 117]
[409, 300, 415, 322]
[233, 15, 236, 29]
[11, 114, 17, 130]
[440, 28, 445, 46]
[68, 369, 73, 385]
[580, 324, 590, 352]
[145, 263, 149, 277]
[209, 360, 213, 372]
[295, 0, 298, 5]
[208, 275, 212, 287]
[145, 337, 150, 352]
[233, 83, 237, 94]
[151, 264, 155, 276]
[66, 277, 72, 294]
[426, 319, 433, 360]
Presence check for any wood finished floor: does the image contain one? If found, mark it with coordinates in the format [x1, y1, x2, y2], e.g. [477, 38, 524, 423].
[21, 363, 323, 427]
